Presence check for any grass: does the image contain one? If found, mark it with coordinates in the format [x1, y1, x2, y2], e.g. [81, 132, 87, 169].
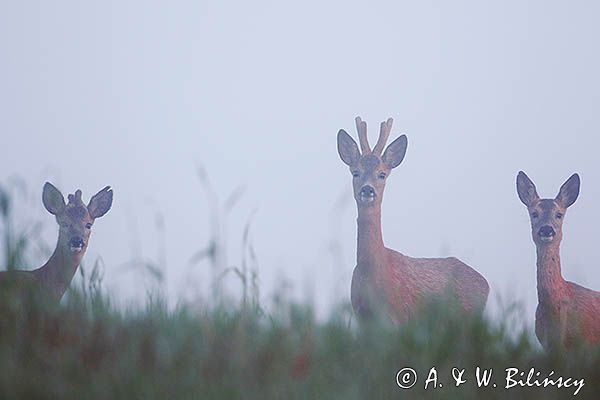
[1, 182, 599, 399]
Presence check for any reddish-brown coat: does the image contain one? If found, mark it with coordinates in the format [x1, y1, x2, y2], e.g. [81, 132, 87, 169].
[0, 182, 112, 302]
[338, 117, 489, 323]
[517, 171, 600, 349]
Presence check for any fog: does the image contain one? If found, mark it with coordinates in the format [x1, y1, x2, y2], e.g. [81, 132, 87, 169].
[1, 1, 599, 325]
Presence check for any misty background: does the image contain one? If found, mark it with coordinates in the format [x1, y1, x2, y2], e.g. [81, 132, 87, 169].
[1, 1, 599, 326]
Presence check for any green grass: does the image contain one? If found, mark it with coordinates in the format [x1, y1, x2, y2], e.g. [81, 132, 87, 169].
[0, 290, 598, 399]
[1, 183, 599, 399]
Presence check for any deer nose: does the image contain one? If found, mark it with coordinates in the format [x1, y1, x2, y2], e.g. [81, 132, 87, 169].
[70, 237, 85, 248]
[360, 186, 375, 197]
[538, 226, 556, 238]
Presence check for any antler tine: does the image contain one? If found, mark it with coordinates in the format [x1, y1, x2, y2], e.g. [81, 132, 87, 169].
[355, 116, 371, 154]
[68, 190, 83, 205]
[373, 117, 393, 155]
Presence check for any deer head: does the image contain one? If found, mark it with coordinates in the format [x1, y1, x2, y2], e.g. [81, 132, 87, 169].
[516, 171, 580, 247]
[337, 117, 408, 208]
[42, 182, 113, 254]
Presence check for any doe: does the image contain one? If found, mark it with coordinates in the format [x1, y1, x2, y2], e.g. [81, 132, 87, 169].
[517, 171, 600, 349]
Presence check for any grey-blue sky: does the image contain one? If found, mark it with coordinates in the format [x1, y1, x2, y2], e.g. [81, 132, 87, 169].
[1, 1, 599, 325]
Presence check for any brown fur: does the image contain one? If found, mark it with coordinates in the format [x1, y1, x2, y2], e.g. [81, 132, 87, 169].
[338, 117, 489, 323]
[0, 182, 112, 302]
[517, 171, 600, 349]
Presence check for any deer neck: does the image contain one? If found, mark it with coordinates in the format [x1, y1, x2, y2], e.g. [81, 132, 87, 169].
[35, 233, 86, 301]
[536, 243, 567, 305]
[356, 205, 386, 268]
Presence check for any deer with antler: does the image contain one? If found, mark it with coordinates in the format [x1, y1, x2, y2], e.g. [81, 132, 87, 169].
[517, 171, 600, 349]
[0, 182, 113, 302]
[337, 117, 489, 323]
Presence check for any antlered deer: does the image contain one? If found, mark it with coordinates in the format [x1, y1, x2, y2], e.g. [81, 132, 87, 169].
[0, 182, 113, 302]
[517, 171, 600, 349]
[337, 116, 489, 323]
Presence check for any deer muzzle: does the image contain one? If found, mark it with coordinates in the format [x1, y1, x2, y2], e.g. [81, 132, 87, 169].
[359, 185, 376, 203]
[69, 237, 85, 253]
[538, 225, 556, 242]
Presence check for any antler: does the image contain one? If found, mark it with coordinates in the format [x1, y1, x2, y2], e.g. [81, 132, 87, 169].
[68, 190, 83, 204]
[355, 116, 371, 154]
[373, 117, 393, 155]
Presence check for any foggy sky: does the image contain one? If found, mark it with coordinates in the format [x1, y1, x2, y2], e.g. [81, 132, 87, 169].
[1, 1, 600, 326]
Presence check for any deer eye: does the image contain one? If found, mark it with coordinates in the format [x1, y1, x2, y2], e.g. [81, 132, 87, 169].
[555, 213, 563, 219]
[85, 223, 92, 229]
[531, 212, 539, 219]
[352, 171, 360, 178]
[378, 172, 386, 180]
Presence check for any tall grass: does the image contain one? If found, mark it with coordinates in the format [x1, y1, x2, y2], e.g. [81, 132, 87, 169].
[0, 183, 599, 399]
[0, 181, 46, 271]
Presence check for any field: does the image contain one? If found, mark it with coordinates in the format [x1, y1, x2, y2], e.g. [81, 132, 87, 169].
[1, 185, 599, 400]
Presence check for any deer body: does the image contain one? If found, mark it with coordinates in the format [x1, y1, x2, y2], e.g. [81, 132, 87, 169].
[0, 182, 113, 302]
[338, 117, 489, 323]
[517, 172, 600, 349]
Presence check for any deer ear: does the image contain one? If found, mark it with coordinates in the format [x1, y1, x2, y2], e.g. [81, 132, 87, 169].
[337, 129, 360, 166]
[42, 182, 65, 215]
[88, 186, 113, 219]
[382, 135, 408, 170]
[555, 173, 580, 208]
[516, 171, 539, 207]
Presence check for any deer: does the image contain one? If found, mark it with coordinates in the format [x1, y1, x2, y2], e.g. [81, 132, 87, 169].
[516, 171, 600, 349]
[0, 182, 113, 302]
[337, 116, 489, 324]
